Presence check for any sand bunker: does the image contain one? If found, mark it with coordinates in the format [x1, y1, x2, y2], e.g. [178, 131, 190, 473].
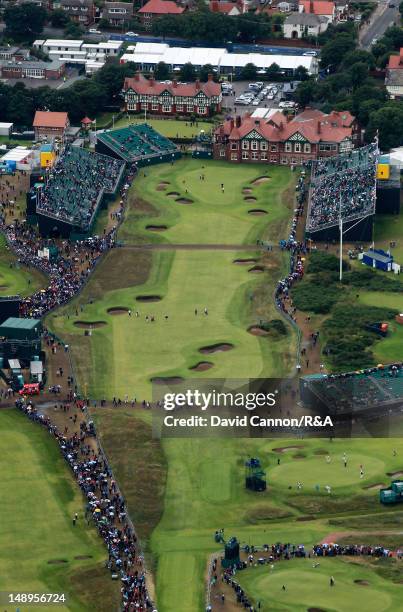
[151, 376, 184, 385]
[293, 453, 306, 459]
[74, 555, 93, 560]
[273, 445, 304, 453]
[242, 188, 253, 194]
[175, 197, 193, 204]
[248, 209, 268, 215]
[248, 326, 269, 337]
[167, 191, 180, 197]
[146, 225, 167, 231]
[156, 183, 169, 191]
[199, 343, 234, 354]
[387, 471, 403, 477]
[364, 483, 386, 490]
[136, 295, 162, 302]
[248, 265, 264, 273]
[48, 559, 68, 564]
[74, 321, 106, 328]
[233, 258, 258, 265]
[189, 361, 214, 372]
[244, 196, 257, 202]
[252, 176, 270, 186]
[354, 580, 370, 586]
[107, 307, 129, 315]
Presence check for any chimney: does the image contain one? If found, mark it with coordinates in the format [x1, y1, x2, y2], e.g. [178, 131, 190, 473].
[400, 48, 403, 65]
[135, 70, 141, 82]
[230, 117, 235, 129]
[149, 74, 155, 87]
[195, 78, 201, 90]
[310, 0, 313, 12]
[317, 120, 321, 134]
[279, 121, 283, 130]
[208, 73, 213, 81]
[236, 115, 241, 128]
[172, 79, 178, 88]
[211, 0, 218, 11]
[255, 119, 260, 127]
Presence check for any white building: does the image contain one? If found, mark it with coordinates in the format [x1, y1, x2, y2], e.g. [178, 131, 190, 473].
[120, 42, 318, 76]
[33, 38, 123, 73]
[284, 13, 329, 38]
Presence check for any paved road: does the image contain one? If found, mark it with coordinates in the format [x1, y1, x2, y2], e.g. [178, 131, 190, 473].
[360, 0, 399, 48]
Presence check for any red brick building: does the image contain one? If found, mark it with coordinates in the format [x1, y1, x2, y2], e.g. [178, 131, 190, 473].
[138, 0, 184, 29]
[33, 111, 70, 141]
[123, 72, 222, 116]
[213, 109, 359, 165]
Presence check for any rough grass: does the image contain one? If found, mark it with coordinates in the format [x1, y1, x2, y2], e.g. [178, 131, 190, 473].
[0, 234, 45, 297]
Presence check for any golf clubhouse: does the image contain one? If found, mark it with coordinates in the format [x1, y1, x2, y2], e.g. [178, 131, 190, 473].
[122, 72, 222, 117]
[213, 109, 360, 165]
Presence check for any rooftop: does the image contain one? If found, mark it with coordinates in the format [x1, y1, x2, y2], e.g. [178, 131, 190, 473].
[138, 0, 184, 13]
[0, 317, 41, 330]
[33, 111, 69, 129]
[300, 0, 335, 14]
[124, 72, 221, 97]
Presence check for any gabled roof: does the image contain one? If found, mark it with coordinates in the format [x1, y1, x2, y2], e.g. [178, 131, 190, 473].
[209, 1, 241, 14]
[300, 0, 335, 15]
[124, 72, 221, 97]
[33, 111, 69, 129]
[285, 13, 325, 25]
[138, 0, 184, 14]
[216, 108, 354, 144]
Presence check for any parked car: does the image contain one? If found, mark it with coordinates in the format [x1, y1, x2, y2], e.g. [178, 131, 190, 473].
[125, 31, 139, 37]
[302, 50, 317, 56]
[88, 28, 101, 34]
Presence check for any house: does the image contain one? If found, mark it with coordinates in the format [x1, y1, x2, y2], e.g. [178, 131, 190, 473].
[138, 0, 184, 30]
[284, 13, 329, 38]
[385, 48, 403, 99]
[209, 1, 242, 15]
[59, 0, 96, 25]
[0, 59, 66, 80]
[0, 46, 30, 62]
[123, 71, 222, 116]
[213, 108, 358, 165]
[102, 1, 134, 27]
[33, 111, 70, 141]
[299, 0, 335, 24]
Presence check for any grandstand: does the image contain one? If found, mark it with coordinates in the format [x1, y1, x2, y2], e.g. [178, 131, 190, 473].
[306, 143, 379, 242]
[300, 364, 403, 419]
[34, 146, 125, 239]
[96, 123, 180, 166]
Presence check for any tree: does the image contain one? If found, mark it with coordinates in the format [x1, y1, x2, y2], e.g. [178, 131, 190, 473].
[294, 65, 309, 81]
[50, 8, 70, 28]
[64, 22, 85, 38]
[240, 62, 257, 80]
[400, 0, 403, 16]
[179, 62, 196, 82]
[199, 63, 215, 82]
[4, 3, 47, 42]
[295, 80, 316, 106]
[266, 62, 280, 80]
[366, 103, 403, 150]
[320, 32, 356, 68]
[342, 49, 375, 70]
[155, 61, 170, 80]
[348, 62, 369, 88]
[95, 60, 136, 100]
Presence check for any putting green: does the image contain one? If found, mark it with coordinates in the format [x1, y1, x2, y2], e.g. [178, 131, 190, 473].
[50, 160, 295, 399]
[238, 557, 400, 612]
[0, 410, 119, 612]
[269, 453, 386, 488]
[120, 158, 292, 246]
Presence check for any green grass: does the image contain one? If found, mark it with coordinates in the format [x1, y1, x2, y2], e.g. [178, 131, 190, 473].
[120, 158, 292, 246]
[110, 117, 215, 139]
[49, 159, 295, 399]
[0, 234, 45, 296]
[237, 557, 403, 611]
[357, 290, 403, 362]
[374, 211, 403, 262]
[0, 409, 119, 612]
[92, 409, 403, 612]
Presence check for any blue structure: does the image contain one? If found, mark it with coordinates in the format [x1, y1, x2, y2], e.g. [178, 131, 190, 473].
[362, 249, 393, 272]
